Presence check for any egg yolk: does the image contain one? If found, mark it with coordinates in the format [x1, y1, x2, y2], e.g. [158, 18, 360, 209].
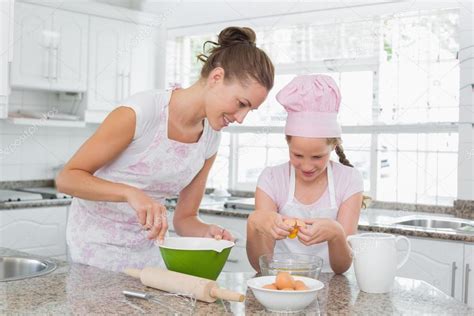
[284, 218, 305, 239]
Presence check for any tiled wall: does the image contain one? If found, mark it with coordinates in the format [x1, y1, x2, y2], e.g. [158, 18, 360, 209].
[0, 89, 97, 181]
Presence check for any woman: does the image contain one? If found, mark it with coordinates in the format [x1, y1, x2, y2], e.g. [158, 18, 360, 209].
[246, 75, 364, 274]
[56, 26, 274, 272]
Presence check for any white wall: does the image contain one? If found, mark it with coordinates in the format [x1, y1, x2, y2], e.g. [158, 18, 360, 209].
[0, 89, 97, 181]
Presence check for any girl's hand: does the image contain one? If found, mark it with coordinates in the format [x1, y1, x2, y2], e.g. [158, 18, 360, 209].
[297, 218, 345, 246]
[204, 224, 235, 241]
[126, 187, 169, 243]
[248, 210, 292, 240]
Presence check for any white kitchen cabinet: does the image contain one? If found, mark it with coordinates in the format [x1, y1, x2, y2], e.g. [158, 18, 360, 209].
[86, 16, 123, 118]
[11, 2, 88, 92]
[396, 236, 464, 301]
[199, 213, 254, 272]
[86, 18, 156, 123]
[0, 0, 14, 118]
[128, 24, 156, 96]
[199, 213, 248, 247]
[49, 8, 88, 91]
[0, 206, 68, 258]
[463, 243, 474, 307]
[222, 245, 254, 273]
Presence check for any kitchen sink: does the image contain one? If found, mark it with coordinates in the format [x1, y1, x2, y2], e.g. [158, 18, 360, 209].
[392, 216, 474, 232]
[0, 256, 57, 282]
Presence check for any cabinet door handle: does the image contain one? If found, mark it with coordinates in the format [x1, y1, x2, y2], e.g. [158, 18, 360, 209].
[116, 72, 122, 102]
[226, 258, 238, 263]
[43, 46, 50, 78]
[126, 72, 131, 97]
[52, 47, 58, 80]
[464, 264, 471, 304]
[8, 0, 14, 61]
[8, 62, 12, 94]
[451, 261, 457, 297]
[120, 71, 124, 101]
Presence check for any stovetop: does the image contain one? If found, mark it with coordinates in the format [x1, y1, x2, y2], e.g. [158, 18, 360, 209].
[224, 198, 255, 210]
[0, 189, 43, 202]
[17, 187, 72, 200]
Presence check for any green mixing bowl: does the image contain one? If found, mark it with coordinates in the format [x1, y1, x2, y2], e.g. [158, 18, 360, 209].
[158, 237, 234, 280]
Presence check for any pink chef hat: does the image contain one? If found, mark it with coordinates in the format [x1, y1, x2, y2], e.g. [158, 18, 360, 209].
[276, 74, 342, 138]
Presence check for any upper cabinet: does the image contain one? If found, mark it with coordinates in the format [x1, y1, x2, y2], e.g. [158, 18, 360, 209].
[86, 17, 124, 115]
[50, 9, 89, 91]
[4, 1, 160, 124]
[128, 24, 156, 96]
[0, 0, 15, 118]
[85, 19, 156, 123]
[11, 2, 88, 92]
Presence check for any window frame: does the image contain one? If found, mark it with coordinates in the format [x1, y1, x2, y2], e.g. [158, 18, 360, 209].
[166, 9, 462, 206]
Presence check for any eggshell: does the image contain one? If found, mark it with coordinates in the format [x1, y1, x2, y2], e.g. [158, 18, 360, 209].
[283, 218, 296, 227]
[288, 227, 298, 239]
[295, 219, 306, 228]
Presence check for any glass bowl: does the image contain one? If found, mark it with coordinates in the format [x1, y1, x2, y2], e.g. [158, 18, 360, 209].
[259, 253, 323, 279]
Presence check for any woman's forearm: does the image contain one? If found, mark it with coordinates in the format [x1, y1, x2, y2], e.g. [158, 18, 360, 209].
[56, 169, 134, 202]
[327, 233, 353, 274]
[173, 214, 209, 237]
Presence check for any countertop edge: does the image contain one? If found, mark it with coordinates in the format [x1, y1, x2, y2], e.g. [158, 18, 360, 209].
[2, 199, 473, 243]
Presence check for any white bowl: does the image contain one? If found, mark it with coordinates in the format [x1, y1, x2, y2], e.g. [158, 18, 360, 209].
[247, 275, 324, 313]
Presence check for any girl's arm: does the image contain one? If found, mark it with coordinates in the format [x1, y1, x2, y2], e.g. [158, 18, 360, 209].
[328, 192, 362, 273]
[173, 154, 232, 241]
[298, 192, 363, 274]
[246, 188, 290, 272]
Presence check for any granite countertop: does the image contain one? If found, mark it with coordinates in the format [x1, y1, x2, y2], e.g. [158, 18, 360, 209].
[1, 193, 473, 242]
[198, 203, 474, 242]
[0, 198, 72, 209]
[1, 248, 472, 315]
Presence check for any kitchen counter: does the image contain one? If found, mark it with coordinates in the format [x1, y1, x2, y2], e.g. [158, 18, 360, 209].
[1, 194, 473, 242]
[1, 247, 472, 315]
[0, 198, 72, 210]
[198, 203, 474, 242]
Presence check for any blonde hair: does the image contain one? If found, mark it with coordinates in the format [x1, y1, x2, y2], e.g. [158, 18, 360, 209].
[197, 26, 274, 90]
[286, 135, 371, 208]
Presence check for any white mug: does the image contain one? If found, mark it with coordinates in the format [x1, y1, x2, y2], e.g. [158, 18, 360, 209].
[347, 233, 411, 294]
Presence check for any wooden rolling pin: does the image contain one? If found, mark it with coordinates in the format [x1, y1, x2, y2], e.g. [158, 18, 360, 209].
[124, 267, 245, 303]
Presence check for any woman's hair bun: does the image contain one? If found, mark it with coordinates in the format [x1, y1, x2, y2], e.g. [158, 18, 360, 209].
[197, 26, 274, 91]
[217, 26, 256, 47]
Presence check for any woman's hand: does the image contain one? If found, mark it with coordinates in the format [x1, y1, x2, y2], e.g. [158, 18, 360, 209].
[204, 224, 235, 241]
[297, 218, 345, 246]
[126, 187, 169, 243]
[248, 210, 292, 241]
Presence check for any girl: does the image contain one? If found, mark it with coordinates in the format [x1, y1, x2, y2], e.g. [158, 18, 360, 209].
[246, 75, 363, 274]
[56, 27, 274, 272]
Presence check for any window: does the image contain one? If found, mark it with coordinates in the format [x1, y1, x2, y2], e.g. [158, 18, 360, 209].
[166, 8, 460, 206]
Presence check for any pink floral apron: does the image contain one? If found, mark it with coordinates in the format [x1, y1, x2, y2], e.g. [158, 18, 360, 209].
[67, 90, 215, 272]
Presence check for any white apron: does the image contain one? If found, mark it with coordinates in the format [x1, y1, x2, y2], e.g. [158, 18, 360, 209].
[275, 161, 338, 273]
[67, 90, 215, 272]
